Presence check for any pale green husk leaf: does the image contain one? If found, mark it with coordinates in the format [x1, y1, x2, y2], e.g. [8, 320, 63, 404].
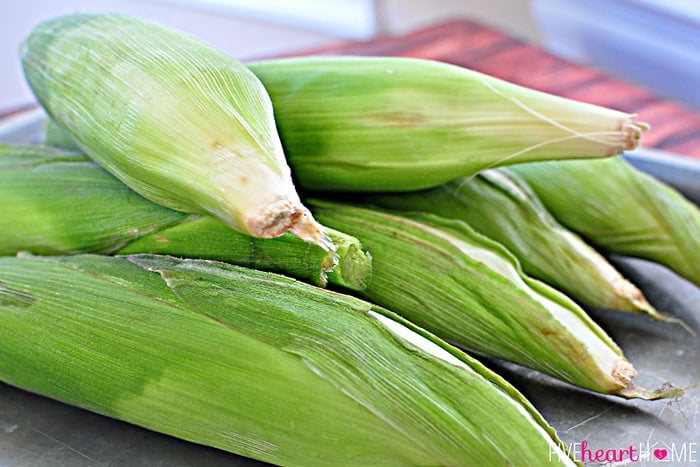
[0, 254, 576, 466]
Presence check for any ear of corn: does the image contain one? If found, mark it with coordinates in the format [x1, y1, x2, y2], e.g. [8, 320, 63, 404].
[507, 157, 700, 288]
[248, 56, 648, 192]
[310, 199, 681, 399]
[0, 144, 370, 291]
[0, 144, 186, 254]
[0, 253, 577, 466]
[361, 168, 661, 319]
[20, 14, 330, 249]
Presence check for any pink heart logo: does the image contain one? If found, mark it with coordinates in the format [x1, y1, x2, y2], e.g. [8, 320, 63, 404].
[653, 448, 668, 460]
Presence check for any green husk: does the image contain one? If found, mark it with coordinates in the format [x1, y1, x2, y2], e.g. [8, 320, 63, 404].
[248, 55, 648, 192]
[0, 253, 577, 466]
[0, 144, 370, 291]
[310, 199, 681, 399]
[508, 157, 700, 287]
[43, 117, 79, 151]
[21, 14, 330, 248]
[362, 168, 662, 318]
[119, 217, 371, 290]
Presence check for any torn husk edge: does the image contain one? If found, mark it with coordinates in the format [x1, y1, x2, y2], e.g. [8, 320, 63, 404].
[431, 214, 676, 400]
[360, 167, 663, 319]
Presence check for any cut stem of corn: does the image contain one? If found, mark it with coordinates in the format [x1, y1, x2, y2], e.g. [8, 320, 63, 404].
[507, 157, 700, 288]
[0, 253, 577, 466]
[310, 199, 682, 399]
[119, 217, 371, 290]
[21, 14, 331, 249]
[248, 55, 648, 192]
[361, 168, 662, 319]
[0, 144, 370, 291]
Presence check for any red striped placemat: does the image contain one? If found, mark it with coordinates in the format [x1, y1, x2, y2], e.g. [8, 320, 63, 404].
[294, 20, 700, 159]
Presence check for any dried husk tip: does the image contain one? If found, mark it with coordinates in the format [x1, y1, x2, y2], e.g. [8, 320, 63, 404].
[621, 116, 650, 152]
[247, 198, 333, 251]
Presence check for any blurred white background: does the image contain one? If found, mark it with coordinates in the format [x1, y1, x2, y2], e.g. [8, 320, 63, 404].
[1, 0, 698, 112]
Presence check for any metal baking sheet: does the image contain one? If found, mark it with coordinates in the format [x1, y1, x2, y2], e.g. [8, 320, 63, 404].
[1, 108, 698, 466]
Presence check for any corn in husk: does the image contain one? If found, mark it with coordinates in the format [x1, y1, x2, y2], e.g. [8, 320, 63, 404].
[248, 55, 648, 192]
[20, 14, 330, 248]
[0, 144, 370, 291]
[361, 169, 662, 318]
[507, 157, 700, 288]
[310, 199, 681, 399]
[0, 253, 577, 466]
